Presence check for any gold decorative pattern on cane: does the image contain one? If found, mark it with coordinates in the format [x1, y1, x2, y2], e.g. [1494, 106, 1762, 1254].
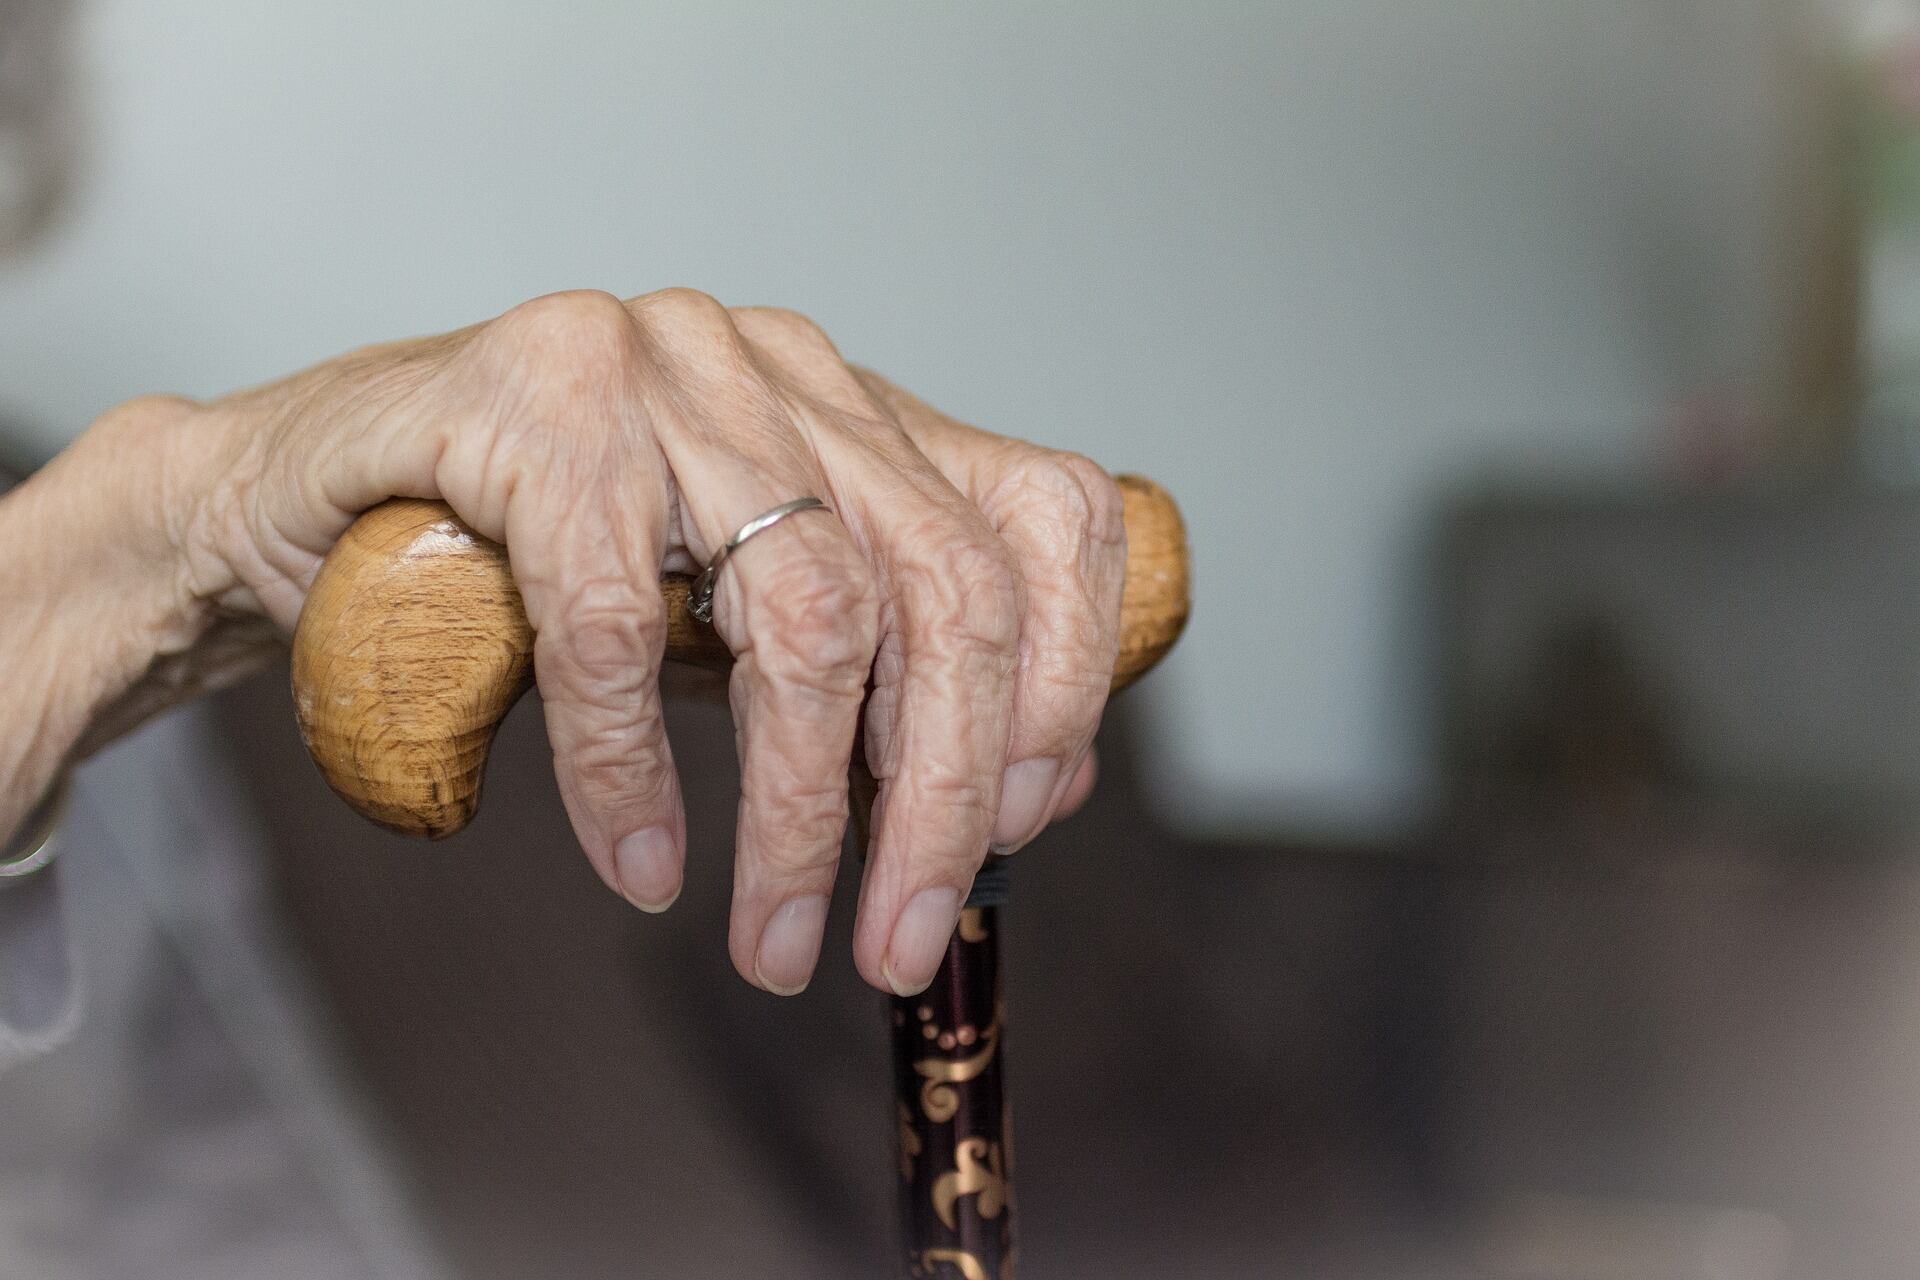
[932, 1138, 1008, 1230]
[913, 1002, 1003, 1123]
[956, 908, 989, 943]
[910, 1247, 992, 1280]
[896, 1100, 922, 1182]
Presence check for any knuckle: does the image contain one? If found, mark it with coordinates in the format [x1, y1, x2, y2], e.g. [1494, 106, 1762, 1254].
[479, 290, 641, 392]
[755, 562, 881, 693]
[747, 791, 850, 874]
[755, 838, 843, 880]
[1060, 452, 1128, 548]
[99, 393, 202, 430]
[566, 716, 673, 806]
[568, 710, 668, 782]
[887, 744, 998, 825]
[927, 533, 1023, 659]
[543, 632, 673, 805]
[492, 289, 637, 358]
[548, 579, 665, 694]
[919, 762, 994, 814]
[1026, 643, 1117, 702]
[898, 762, 997, 845]
[1015, 667, 1112, 756]
[999, 449, 1126, 554]
[732, 305, 834, 349]
[633, 285, 733, 336]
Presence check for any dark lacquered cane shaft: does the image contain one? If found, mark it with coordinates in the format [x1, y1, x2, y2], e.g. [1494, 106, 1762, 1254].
[891, 864, 1013, 1280]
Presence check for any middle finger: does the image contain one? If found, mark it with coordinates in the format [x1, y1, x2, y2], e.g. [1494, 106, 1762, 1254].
[629, 289, 880, 996]
[730, 307, 1024, 997]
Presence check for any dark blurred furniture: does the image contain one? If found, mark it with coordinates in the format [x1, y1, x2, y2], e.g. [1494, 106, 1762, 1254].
[1438, 485, 1920, 839]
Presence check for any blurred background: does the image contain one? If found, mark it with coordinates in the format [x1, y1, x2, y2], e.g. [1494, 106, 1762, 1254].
[6, 1, 1920, 1277]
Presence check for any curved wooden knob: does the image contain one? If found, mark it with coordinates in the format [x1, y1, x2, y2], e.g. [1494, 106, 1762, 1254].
[291, 475, 1190, 838]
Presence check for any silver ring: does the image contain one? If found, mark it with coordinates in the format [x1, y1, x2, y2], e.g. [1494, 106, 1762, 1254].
[688, 496, 832, 623]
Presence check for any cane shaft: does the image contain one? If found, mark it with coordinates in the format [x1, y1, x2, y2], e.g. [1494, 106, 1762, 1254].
[892, 899, 1013, 1280]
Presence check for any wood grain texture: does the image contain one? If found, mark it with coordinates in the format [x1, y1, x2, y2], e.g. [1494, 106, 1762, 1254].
[1111, 474, 1190, 693]
[292, 475, 1189, 838]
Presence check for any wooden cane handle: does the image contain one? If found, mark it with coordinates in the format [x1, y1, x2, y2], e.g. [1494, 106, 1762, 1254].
[291, 474, 1189, 837]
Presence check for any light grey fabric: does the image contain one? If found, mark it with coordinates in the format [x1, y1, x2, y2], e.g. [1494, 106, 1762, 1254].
[0, 863, 78, 1077]
[0, 709, 450, 1280]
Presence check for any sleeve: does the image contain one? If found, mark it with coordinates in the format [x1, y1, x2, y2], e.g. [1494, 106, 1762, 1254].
[0, 466, 81, 1078]
[0, 861, 79, 1077]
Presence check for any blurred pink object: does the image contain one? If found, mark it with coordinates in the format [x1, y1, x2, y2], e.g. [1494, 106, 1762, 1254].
[1661, 389, 1774, 486]
[1884, 37, 1920, 117]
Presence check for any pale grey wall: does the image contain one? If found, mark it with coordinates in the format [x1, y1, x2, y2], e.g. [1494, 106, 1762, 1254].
[0, 1, 1813, 838]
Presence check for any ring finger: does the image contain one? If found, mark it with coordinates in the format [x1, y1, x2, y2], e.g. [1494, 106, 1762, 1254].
[628, 290, 880, 996]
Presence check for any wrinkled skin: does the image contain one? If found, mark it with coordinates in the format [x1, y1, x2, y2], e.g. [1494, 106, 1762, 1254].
[0, 289, 1124, 997]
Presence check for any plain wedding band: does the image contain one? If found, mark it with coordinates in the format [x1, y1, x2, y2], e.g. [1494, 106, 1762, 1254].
[687, 497, 833, 624]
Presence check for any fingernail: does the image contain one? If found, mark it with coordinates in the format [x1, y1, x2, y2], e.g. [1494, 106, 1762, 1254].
[614, 826, 681, 912]
[754, 894, 830, 996]
[882, 886, 962, 996]
[991, 757, 1060, 852]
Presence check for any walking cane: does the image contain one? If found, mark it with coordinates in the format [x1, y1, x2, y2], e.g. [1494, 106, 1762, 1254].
[289, 474, 1188, 1279]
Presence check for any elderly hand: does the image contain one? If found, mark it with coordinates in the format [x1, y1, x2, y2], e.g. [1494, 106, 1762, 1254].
[0, 289, 1125, 997]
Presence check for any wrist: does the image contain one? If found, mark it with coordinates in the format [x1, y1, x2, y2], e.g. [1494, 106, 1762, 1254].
[24, 391, 212, 635]
[0, 395, 250, 828]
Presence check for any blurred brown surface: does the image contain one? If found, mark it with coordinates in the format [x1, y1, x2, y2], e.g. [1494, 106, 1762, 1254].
[216, 661, 1920, 1279]
[218, 671, 1426, 1279]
